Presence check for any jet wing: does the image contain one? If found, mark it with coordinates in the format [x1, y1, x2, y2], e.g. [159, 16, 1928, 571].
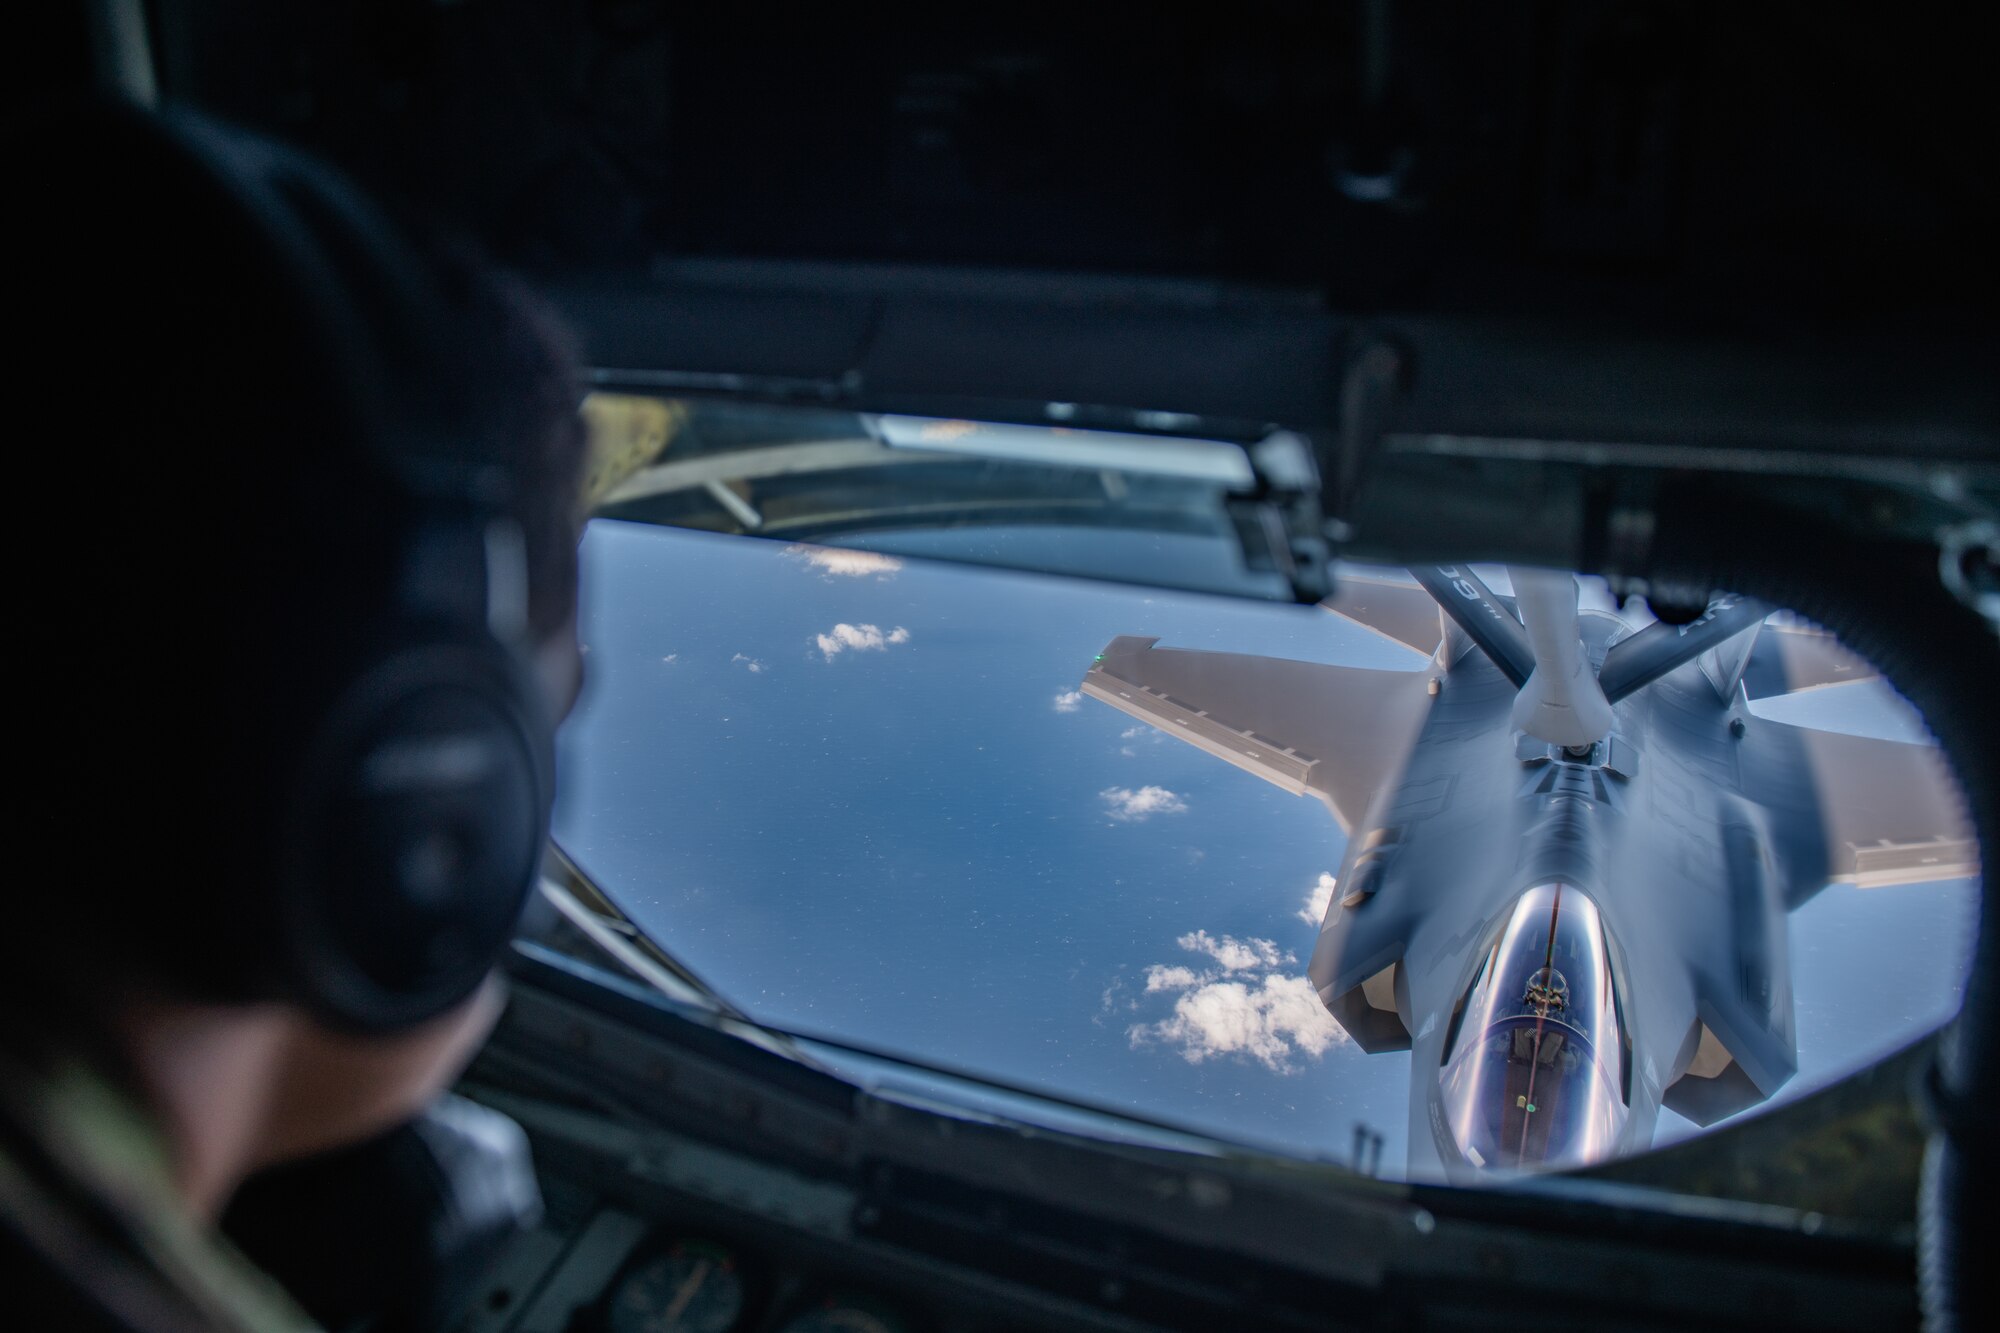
[1741, 621, 1878, 699]
[1081, 637, 1431, 832]
[1775, 721, 1978, 893]
[1320, 568, 1446, 659]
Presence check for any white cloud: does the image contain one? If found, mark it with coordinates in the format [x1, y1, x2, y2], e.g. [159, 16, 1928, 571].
[814, 623, 912, 661]
[1177, 930, 1288, 972]
[1052, 689, 1085, 714]
[1126, 929, 1344, 1073]
[661, 653, 679, 665]
[730, 652, 767, 674]
[1099, 786, 1188, 822]
[784, 544, 904, 579]
[1298, 873, 1339, 927]
[1131, 973, 1345, 1072]
[1119, 726, 1163, 757]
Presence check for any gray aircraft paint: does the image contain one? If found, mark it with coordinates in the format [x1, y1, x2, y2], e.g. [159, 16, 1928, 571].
[1082, 569, 1977, 1179]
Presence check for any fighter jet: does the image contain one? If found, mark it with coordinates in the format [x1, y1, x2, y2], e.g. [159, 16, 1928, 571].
[1081, 566, 1977, 1181]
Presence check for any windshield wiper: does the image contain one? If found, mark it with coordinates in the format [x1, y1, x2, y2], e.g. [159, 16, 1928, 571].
[537, 844, 751, 1022]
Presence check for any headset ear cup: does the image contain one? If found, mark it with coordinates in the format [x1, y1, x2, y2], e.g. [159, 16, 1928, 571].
[57, 104, 567, 1027]
[276, 640, 550, 1032]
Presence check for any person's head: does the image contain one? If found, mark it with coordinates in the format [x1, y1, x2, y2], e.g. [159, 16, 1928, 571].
[9, 100, 589, 1201]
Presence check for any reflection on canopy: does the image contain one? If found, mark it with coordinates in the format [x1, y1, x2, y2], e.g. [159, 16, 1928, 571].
[1436, 883, 1629, 1174]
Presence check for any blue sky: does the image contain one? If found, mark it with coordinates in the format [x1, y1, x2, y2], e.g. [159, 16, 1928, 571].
[553, 519, 1977, 1174]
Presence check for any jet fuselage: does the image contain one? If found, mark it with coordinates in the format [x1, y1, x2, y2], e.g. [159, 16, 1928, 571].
[1083, 570, 1973, 1180]
[1311, 609, 1802, 1180]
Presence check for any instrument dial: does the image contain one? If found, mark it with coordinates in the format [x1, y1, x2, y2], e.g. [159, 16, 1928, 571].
[607, 1240, 747, 1333]
[776, 1296, 907, 1333]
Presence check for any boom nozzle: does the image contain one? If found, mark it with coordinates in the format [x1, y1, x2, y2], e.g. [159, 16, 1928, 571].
[1509, 568, 1614, 749]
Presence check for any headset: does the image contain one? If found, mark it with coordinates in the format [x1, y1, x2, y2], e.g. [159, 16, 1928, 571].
[97, 103, 559, 1033]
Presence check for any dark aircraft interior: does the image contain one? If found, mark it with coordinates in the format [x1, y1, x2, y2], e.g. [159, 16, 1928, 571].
[23, 4, 1999, 1330]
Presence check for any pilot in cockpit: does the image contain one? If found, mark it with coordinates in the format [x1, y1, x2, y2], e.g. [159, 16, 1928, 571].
[1, 99, 589, 1331]
[1434, 883, 1630, 1176]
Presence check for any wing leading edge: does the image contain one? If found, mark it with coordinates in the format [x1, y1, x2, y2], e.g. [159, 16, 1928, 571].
[1081, 636, 1432, 832]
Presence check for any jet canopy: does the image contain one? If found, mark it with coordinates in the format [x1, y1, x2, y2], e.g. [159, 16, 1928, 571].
[1436, 883, 1630, 1174]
